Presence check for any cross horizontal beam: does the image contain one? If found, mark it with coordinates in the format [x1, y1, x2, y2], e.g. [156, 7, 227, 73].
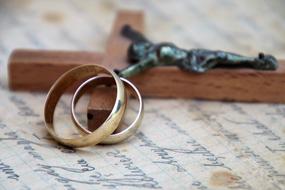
[8, 10, 285, 131]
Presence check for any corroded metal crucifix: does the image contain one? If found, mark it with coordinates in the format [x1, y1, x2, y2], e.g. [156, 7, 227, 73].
[118, 25, 277, 78]
[8, 10, 285, 130]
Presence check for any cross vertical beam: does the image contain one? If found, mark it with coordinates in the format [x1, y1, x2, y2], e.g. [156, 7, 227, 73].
[87, 10, 144, 130]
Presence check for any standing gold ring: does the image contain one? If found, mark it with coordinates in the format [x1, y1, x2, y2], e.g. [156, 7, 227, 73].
[44, 64, 126, 148]
[71, 76, 144, 144]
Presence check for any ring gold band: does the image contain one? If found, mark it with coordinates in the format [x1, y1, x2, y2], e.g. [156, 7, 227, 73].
[71, 75, 143, 144]
[44, 64, 126, 148]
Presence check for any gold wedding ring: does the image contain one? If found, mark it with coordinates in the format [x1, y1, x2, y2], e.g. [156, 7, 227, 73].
[71, 76, 144, 144]
[44, 64, 126, 148]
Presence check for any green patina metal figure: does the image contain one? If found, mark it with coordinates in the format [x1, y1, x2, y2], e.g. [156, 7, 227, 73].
[117, 25, 278, 78]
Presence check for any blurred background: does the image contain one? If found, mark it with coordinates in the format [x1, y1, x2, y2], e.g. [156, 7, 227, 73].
[0, 2, 284, 189]
[0, 0, 284, 84]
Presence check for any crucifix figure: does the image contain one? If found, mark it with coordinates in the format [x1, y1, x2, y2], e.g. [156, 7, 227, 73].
[8, 10, 285, 130]
[118, 25, 278, 78]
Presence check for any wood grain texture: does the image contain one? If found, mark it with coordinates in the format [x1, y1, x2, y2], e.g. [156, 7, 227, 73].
[7, 10, 285, 133]
[87, 87, 117, 131]
[102, 10, 144, 70]
[8, 49, 104, 91]
[87, 10, 144, 129]
[87, 11, 285, 135]
[128, 62, 285, 102]
[8, 11, 285, 106]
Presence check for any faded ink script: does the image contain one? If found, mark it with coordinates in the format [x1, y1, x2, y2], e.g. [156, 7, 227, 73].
[0, 0, 285, 189]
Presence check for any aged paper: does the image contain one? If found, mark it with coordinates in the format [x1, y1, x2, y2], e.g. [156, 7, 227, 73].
[0, 0, 285, 189]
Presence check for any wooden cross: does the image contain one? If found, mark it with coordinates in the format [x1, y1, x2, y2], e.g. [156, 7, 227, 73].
[8, 10, 285, 130]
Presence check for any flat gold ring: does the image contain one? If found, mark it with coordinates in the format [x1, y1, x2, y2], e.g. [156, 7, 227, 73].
[71, 75, 144, 144]
[44, 64, 126, 148]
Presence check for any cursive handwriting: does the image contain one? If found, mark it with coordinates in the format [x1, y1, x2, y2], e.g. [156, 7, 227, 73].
[35, 159, 161, 189]
[237, 146, 285, 189]
[9, 96, 39, 117]
[146, 110, 232, 170]
[0, 160, 19, 181]
[136, 132, 187, 172]
[1, 131, 44, 161]
[0, 131, 76, 160]
[106, 149, 161, 188]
